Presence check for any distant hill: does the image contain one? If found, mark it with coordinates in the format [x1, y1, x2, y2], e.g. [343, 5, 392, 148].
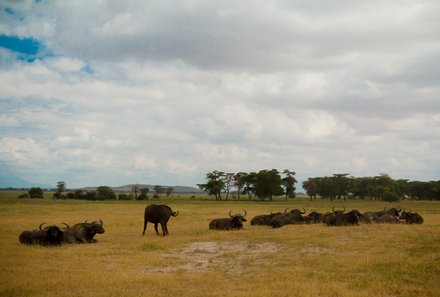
[77, 184, 204, 194]
[0, 172, 52, 189]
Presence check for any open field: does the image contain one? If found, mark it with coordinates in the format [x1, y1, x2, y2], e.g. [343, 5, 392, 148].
[1, 195, 439, 297]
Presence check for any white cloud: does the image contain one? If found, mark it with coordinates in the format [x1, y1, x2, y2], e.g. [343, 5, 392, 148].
[0, 0, 439, 187]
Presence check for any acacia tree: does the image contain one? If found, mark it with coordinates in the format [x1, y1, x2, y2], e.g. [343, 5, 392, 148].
[254, 169, 283, 201]
[198, 170, 225, 200]
[282, 169, 297, 200]
[223, 173, 235, 200]
[234, 172, 247, 200]
[54, 181, 66, 199]
[303, 178, 318, 200]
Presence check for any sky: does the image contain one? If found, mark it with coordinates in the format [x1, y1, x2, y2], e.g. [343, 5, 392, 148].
[0, 0, 439, 189]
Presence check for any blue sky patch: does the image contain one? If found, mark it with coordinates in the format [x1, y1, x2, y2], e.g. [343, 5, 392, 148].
[0, 35, 41, 55]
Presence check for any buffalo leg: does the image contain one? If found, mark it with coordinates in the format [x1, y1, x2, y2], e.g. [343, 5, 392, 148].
[142, 221, 148, 235]
[154, 223, 159, 235]
[161, 222, 168, 236]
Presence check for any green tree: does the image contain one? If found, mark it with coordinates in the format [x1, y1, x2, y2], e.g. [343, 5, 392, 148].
[234, 172, 247, 200]
[54, 181, 66, 199]
[137, 187, 149, 200]
[198, 170, 225, 200]
[282, 169, 297, 200]
[153, 185, 165, 197]
[165, 187, 174, 197]
[254, 169, 283, 201]
[303, 178, 318, 200]
[96, 186, 116, 200]
[28, 187, 44, 199]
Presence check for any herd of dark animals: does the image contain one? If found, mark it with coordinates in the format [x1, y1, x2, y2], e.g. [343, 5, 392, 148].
[19, 204, 424, 246]
[19, 220, 105, 246]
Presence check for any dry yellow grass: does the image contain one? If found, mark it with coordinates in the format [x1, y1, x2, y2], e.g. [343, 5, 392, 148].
[1, 197, 439, 297]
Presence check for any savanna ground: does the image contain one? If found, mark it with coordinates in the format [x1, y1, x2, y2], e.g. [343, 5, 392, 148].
[1, 193, 439, 297]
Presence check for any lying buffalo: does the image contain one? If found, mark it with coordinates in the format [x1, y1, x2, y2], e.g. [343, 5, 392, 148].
[304, 211, 323, 224]
[362, 207, 402, 223]
[143, 204, 179, 236]
[19, 223, 64, 246]
[324, 209, 361, 226]
[271, 208, 306, 228]
[399, 210, 424, 224]
[250, 211, 281, 226]
[209, 210, 247, 230]
[375, 214, 401, 224]
[63, 220, 105, 243]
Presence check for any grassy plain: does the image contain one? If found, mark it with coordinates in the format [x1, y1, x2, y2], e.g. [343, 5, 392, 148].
[0, 193, 439, 297]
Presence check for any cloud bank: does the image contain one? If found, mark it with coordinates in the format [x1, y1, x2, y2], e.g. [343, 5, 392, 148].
[1, 0, 439, 188]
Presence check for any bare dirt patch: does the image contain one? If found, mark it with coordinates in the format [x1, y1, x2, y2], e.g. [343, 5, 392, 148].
[144, 241, 281, 274]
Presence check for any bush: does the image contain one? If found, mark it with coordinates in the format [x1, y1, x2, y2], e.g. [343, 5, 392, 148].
[118, 193, 132, 200]
[382, 191, 400, 202]
[18, 193, 29, 199]
[28, 187, 44, 199]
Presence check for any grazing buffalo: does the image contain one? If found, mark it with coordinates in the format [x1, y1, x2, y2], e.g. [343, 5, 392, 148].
[143, 204, 179, 236]
[324, 209, 362, 226]
[19, 223, 64, 246]
[399, 210, 424, 224]
[271, 208, 306, 228]
[250, 211, 282, 226]
[63, 220, 105, 243]
[375, 214, 401, 224]
[209, 210, 247, 230]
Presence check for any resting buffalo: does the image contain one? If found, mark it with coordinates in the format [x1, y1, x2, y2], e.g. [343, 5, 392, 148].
[143, 204, 179, 236]
[250, 211, 281, 226]
[271, 208, 306, 228]
[304, 211, 323, 224]
[63, 220, 105, 243]
[209, 210, 247, 230]
[19, 223, 64, 246]
[399, 210, 424, 224]
[324, 209, 361, 226]
[375, 214, 401, 224]
[362, 207, 401, 223]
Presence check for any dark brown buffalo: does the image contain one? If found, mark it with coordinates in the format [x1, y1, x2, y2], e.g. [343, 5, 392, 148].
[209, 210, 247, 230]
[324, 209, 361, 226]
[399, 210, 424, 224]
[304, 211, 323, 224]
[271, 208, 306, 228]
[362, 207, 402, 223]
[250, 211, 282, 226]
[19, 223, 64, 246]
[143, 204, 179, 236]
[375, 214, 401, 224]
[63, 220, 105, 243]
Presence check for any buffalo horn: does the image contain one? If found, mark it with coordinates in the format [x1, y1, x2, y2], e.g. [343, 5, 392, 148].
[39, 222, 46, 230]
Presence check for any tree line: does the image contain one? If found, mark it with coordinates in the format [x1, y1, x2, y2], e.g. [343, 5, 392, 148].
[198, 169, 297, 201]
[19, 182, 174, 201]
[303, 173, 440, 201]
[199, 170, 440, 201]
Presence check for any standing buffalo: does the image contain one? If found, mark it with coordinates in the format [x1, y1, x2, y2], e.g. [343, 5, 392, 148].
[209, 210, 247, 230]
[143, 204, 179, 236]
[63, 220, 105, 243]
[399, 210, 424, 224]
[19, 223, 64, 246]
[271, 208, 306, 228]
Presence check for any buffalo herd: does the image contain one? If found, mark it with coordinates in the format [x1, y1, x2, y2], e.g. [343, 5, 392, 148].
[19, 220, 105, 246]
[19, 204, 424, 245]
